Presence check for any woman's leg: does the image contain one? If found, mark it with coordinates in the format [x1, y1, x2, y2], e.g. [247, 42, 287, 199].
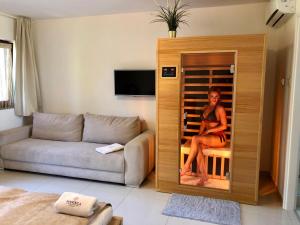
[196, 145, 208, 180]
[181, 135, 201, 175]
[197, 134, 226, 185]
[198, 134, 227, 148]
[181, 134, 226, 176]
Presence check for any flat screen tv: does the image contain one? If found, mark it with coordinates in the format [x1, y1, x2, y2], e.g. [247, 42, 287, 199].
[114, 70, 155, 96]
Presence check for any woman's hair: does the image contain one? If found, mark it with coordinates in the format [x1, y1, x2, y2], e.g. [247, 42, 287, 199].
[208, 86, 222, 96]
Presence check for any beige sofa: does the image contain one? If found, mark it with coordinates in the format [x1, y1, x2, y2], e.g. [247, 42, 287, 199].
[0, 113, 155, 187]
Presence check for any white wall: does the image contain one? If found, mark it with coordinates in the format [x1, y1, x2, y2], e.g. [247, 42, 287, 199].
[0, 14, 15, 41]
[0, 15, 23, 131]
[33, 2, 276, 170]
[278, 16, 296, 195]
[281, 2, 300, 209]
[33, 2, 268, 133]
[266, 11, 297, 196]
[277, 17, 296, 197]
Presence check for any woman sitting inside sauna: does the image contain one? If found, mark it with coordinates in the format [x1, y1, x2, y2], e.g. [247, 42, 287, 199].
[181, 87, 227, 185]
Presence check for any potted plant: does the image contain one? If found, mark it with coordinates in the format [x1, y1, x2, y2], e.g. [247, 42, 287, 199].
[152, 0, 189, 38]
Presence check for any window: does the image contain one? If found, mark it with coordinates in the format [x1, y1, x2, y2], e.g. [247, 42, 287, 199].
[0, 40, 13, 110]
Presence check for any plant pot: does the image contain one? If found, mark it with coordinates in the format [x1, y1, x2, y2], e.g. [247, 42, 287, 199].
[169, 30, 176, 38]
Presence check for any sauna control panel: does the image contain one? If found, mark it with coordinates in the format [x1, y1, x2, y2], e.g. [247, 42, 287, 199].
[162, 66, 177, 78]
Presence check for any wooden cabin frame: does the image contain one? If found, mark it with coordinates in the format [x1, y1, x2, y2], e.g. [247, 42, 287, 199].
[155, 34, 266, 204]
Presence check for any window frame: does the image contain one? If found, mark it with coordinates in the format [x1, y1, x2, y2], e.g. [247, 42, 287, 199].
[0, 39, 14, 110]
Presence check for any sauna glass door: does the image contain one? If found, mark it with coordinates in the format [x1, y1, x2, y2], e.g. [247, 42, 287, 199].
[180, 52, 235, 190]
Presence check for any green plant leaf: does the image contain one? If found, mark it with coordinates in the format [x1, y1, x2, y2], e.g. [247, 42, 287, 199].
[152, 0, 189, 31]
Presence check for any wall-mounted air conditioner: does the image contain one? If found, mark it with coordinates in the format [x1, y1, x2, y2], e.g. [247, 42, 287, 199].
[265, 0, 296, 27]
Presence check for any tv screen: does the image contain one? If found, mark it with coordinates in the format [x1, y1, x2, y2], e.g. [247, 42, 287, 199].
[114, 70, 155, 96]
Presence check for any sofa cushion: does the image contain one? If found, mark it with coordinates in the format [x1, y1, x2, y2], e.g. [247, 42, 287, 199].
[32, 112, 83, 142]
[83, 113, 140, 144]
[0, 138, 124, 173]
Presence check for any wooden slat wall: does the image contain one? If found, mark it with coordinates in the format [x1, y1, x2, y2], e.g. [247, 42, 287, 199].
[182, 52, 235, 67]
[156, 34, 266, 204]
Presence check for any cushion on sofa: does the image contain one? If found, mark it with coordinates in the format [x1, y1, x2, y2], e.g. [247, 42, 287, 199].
[32, 112, 83, 142]
[0, 138, 124, 173]
[83, 113, 141, 144]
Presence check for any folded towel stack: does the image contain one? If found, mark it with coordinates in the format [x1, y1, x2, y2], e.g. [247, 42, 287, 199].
[96, 143, 124, 154]
[54, 192, 98, 217]
[54, 192, 113, 225]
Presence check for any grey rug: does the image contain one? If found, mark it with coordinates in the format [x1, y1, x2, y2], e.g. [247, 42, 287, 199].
[162, 193, 241, 225]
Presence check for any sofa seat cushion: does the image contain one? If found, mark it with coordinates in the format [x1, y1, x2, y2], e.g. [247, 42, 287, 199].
[0, 138, 124, 173]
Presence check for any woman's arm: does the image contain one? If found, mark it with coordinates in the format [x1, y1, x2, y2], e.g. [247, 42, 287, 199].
[205, 106, 227, 134]
[198, 105, 207, 135]
[198, 120, 206, 135]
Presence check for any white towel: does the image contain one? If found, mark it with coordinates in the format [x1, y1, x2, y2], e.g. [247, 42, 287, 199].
[96, 143, 124, 154]
[54, 192, 98, 217]
[89, 206, 113, 225]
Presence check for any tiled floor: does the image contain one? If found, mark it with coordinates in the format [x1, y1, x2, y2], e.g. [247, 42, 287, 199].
[0, 169, 299, 225]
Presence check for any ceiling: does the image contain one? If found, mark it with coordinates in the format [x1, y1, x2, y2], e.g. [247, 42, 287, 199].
[0, 0, 268, 19]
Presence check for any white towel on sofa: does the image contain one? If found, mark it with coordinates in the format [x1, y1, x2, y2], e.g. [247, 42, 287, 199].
[54, 192, 98, 217]
[95, 143, 124, 154]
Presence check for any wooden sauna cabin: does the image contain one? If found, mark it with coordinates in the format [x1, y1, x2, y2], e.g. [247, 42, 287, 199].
[155, 34, 266, 204]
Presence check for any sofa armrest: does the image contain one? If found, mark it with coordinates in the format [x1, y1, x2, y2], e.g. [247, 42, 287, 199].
[0, 125, 32, 147]
[124, 130, 155, 187]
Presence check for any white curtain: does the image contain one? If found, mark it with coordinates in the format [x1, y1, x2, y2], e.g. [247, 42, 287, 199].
[15, 17, 42, 116]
